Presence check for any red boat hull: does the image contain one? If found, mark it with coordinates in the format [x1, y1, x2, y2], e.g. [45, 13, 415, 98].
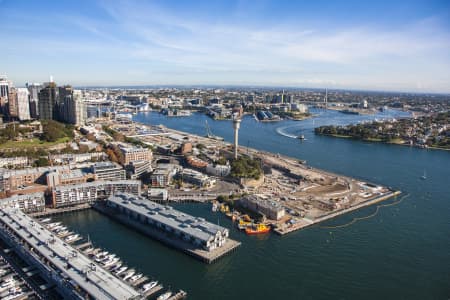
[245, 228, 270, 235]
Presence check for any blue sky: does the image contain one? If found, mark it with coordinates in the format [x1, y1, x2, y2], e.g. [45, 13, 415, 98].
[1, 0, 449, 92]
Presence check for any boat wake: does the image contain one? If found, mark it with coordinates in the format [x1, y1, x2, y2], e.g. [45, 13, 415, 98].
[276, 125, 301, 139]
[319, 193, 410, 229]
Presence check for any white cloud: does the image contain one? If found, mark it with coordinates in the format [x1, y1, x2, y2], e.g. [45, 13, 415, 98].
[1, 0, 449, 92]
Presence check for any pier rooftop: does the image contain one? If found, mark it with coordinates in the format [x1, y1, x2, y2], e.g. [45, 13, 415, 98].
[97, 192, 240, 263]
[0, 207, 143, 300]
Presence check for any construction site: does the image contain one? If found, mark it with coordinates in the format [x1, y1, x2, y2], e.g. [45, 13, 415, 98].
[106, 118, 400, 235]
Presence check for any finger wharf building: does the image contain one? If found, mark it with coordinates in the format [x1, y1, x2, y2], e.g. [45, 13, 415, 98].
[95, 192, 240, 263]
[0, 207, 143, 300]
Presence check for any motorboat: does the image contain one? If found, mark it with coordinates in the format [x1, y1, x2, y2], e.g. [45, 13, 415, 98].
[46, 222, 61, 229]
[142, 281, 158, 292]
[157, 291, 172, 300]
[103, 258, 120, 268]
[109, 263, 122, 272]
[0, 277, 15, 291]
[114, 267, 127, 275]
[65, 234, 80, 243]
[130, 273, 142, 282]
[123, 271, 135, 281]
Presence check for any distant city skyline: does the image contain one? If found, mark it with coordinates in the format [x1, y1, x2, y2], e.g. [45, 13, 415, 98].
[1, 0, 449, 93]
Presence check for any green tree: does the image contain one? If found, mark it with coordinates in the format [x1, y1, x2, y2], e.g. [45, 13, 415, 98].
[35, 157, 49, 167]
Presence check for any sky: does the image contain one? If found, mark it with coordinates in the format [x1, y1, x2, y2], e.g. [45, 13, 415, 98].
[1, 0, 449, 93]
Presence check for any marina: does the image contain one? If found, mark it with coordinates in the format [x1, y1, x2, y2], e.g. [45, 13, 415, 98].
[0, 207, 185, 299]
[0, 255, 39, 300]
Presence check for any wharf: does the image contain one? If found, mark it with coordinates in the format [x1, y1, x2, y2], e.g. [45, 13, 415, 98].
[29, 204, 91, 217]
[274, 191, 401, 235]
[93, 202, 241, 264]
[131, 276, 148, 287]
[0, 208, 143, 299]
[74, 242, 92, 250]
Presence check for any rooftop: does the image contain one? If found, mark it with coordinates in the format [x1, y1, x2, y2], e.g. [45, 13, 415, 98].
[53, 180, 141, 192]
[92, 161, 122, 170]
[108, 193, 227, 243]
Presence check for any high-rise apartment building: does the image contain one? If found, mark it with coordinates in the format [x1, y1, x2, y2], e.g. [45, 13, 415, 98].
[59, 85, 73, 123]
[26, 83, 43, 119]
[38, 82, 58, 120]
[73, 90, 86, 125]
[16, 88, 31, 120]
[8, 88, 18, 118]
[0, 76, 9, 99]
[57, 86, 86, 125]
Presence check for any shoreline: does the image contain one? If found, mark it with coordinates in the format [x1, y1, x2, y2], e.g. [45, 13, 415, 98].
[274, 191, 401, 235]
[131, 120, 402, 236]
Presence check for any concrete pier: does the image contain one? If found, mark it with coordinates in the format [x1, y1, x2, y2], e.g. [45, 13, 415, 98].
[29, 203, 92, 218]
[0, 207, 143, 299]
[274, 190, 401, 235]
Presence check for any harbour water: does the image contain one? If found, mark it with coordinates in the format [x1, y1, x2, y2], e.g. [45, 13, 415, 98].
[56, 109, 450, 299]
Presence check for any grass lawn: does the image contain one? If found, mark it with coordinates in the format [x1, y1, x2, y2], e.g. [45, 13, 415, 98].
[364, 137, 383, 142]
[0, 137, 70, 149]
[330, 134, 353, 138]
[387, 138, 405, 144]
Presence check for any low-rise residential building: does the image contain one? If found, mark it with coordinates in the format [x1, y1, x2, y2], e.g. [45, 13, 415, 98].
[0, 192, 45, 213]
[0, 157, 31, 169]
[240, 195, 286, 220]
[150, 164, 180, 187]
[148, 188, 169, 202]
[92, 162, 126, 181]
[206, 163, 231, 177]
[46, 169, 91, 188]
[117, 143, 153, 165]
[181, 169, 216, 188]
[126, 160, 152, 179]
[49, 152, 106, 164]
[0, 165, 100, 193]
[150, 169, 172, 187]
[51, 180, 141, 208]
[0, 166, 69, 192]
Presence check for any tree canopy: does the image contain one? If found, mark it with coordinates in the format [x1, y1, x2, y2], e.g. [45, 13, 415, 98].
[41, 120, 74, 142]
[231, 156, 262, 179]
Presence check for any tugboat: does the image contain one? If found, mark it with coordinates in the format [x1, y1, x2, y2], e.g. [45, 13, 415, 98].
[245, 223, 271, 235]
[238, 219, 252, 230]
